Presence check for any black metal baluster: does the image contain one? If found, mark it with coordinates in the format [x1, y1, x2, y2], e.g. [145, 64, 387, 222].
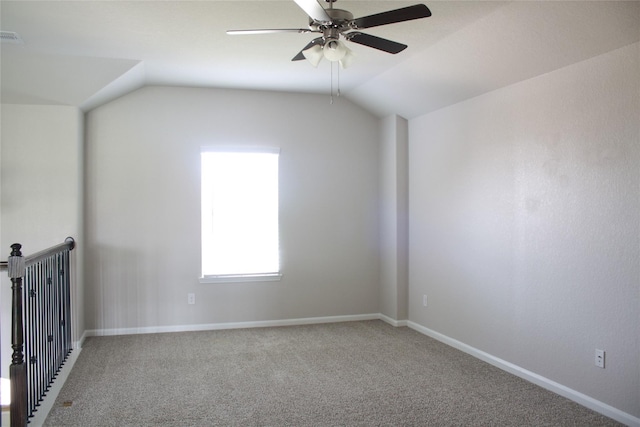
[61, 251, 70, 358]
[23, 265, 31, 417]
[50, 255, 57, 386]
[50, 255, 57, 390]
[66, 250, 72, 356]
[34, 260, 41, 407]
[53, 254, 61, 380]
[32, 263, 39, 415]
[39, 260, 46, 405]
[45, 256, 53, 394]
[26, 266, 36, 416]
[33, 262, 41, 412]
[62, 250, 71, 357]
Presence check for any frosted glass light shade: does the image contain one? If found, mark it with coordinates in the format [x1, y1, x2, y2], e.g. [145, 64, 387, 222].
[323, 40, 347, 62]
[302, 45, 323, 67]
[339, 48, 355, 69]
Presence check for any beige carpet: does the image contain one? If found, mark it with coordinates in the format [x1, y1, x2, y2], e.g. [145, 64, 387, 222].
[44, 320, 621, 426]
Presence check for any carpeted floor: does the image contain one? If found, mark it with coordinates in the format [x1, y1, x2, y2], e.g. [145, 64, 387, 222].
[44, 320, 621, 426]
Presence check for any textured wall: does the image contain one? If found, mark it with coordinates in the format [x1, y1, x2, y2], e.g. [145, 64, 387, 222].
[84, 87, 380, 331]
[408, 43, 639, 417]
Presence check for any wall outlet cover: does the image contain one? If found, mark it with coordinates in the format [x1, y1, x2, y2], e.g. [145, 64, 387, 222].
[595, 349, 605, 368]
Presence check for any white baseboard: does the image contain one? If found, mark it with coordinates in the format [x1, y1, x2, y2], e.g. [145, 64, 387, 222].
[407, 321, 640, 427]
[84, 313, 381, 337]
[378, 313, 408, 327]
[77, 335, 86, 349]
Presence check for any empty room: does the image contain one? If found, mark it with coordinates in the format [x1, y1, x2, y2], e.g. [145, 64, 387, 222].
[1, 0, 638, 426]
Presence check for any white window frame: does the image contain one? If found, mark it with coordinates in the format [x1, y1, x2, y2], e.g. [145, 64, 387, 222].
[199, 146, 282, 284]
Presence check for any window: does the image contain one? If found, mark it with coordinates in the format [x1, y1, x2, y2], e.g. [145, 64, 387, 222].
[200, 147, 280, 282]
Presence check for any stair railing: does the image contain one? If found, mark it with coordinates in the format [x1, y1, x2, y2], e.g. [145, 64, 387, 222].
[4, 237, 75, 427]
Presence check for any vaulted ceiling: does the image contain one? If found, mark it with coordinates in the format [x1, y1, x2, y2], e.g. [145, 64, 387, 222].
[1, 1, 638, 118]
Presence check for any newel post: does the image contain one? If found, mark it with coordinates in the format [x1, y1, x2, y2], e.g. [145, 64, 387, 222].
[8, 243, 27, 427]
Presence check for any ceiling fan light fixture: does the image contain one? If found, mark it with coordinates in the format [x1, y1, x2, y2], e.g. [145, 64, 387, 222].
[302, 44, 323, 67]
[322, 39, 347, 62]
[231, 1, 433, 73]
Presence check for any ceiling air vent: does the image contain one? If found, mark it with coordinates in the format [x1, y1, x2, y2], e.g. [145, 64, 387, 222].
[0, 31, 24, 44]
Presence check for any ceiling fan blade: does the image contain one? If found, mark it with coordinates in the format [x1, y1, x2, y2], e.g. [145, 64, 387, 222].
[345, 32, 407, 54]
[292, 37, 323, 61]
[293, 0, 331, 22]
[227, 28, 314, 35]
[352, 4, 431, 29]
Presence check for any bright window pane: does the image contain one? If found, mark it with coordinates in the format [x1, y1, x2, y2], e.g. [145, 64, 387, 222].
[201, 149, 279, 276]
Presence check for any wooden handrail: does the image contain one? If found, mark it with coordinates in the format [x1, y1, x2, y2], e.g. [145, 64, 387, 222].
[0, 237, 74, 271]
[24, 237, 75, 266]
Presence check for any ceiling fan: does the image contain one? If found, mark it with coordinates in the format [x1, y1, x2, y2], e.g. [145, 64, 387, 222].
[227, 0, 432, 68]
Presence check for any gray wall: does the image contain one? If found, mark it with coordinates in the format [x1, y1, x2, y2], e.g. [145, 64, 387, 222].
[0, 104, 84, 378]
[378, 115, 409, 322]
[408, 43, 639, 417]
[84, 86, 380, 332]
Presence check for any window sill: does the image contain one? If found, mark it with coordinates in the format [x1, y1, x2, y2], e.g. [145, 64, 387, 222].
[199, 273, 282, 284]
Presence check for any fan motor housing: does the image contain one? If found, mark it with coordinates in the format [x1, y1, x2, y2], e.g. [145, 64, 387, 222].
[308, 8, 354, 32]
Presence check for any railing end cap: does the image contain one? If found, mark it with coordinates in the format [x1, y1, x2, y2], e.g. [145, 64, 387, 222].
[64, 237, 75, 250]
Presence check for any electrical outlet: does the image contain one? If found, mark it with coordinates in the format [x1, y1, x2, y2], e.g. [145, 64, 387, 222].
[595, 349, 605, 368]
[423, 294, 428, 307]
[188, 293, 196, 305]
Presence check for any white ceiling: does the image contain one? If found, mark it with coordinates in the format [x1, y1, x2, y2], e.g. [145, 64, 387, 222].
[1, 1, 639, 118]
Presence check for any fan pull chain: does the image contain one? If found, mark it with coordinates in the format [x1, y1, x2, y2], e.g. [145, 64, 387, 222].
[330, 62, 334, 104]
[329, 62, 341, 105]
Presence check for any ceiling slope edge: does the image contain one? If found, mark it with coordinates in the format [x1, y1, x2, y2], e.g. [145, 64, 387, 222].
[345, 1, 640, 120]
[80, 62, 145, 112]
[0, 50, 143, 110]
